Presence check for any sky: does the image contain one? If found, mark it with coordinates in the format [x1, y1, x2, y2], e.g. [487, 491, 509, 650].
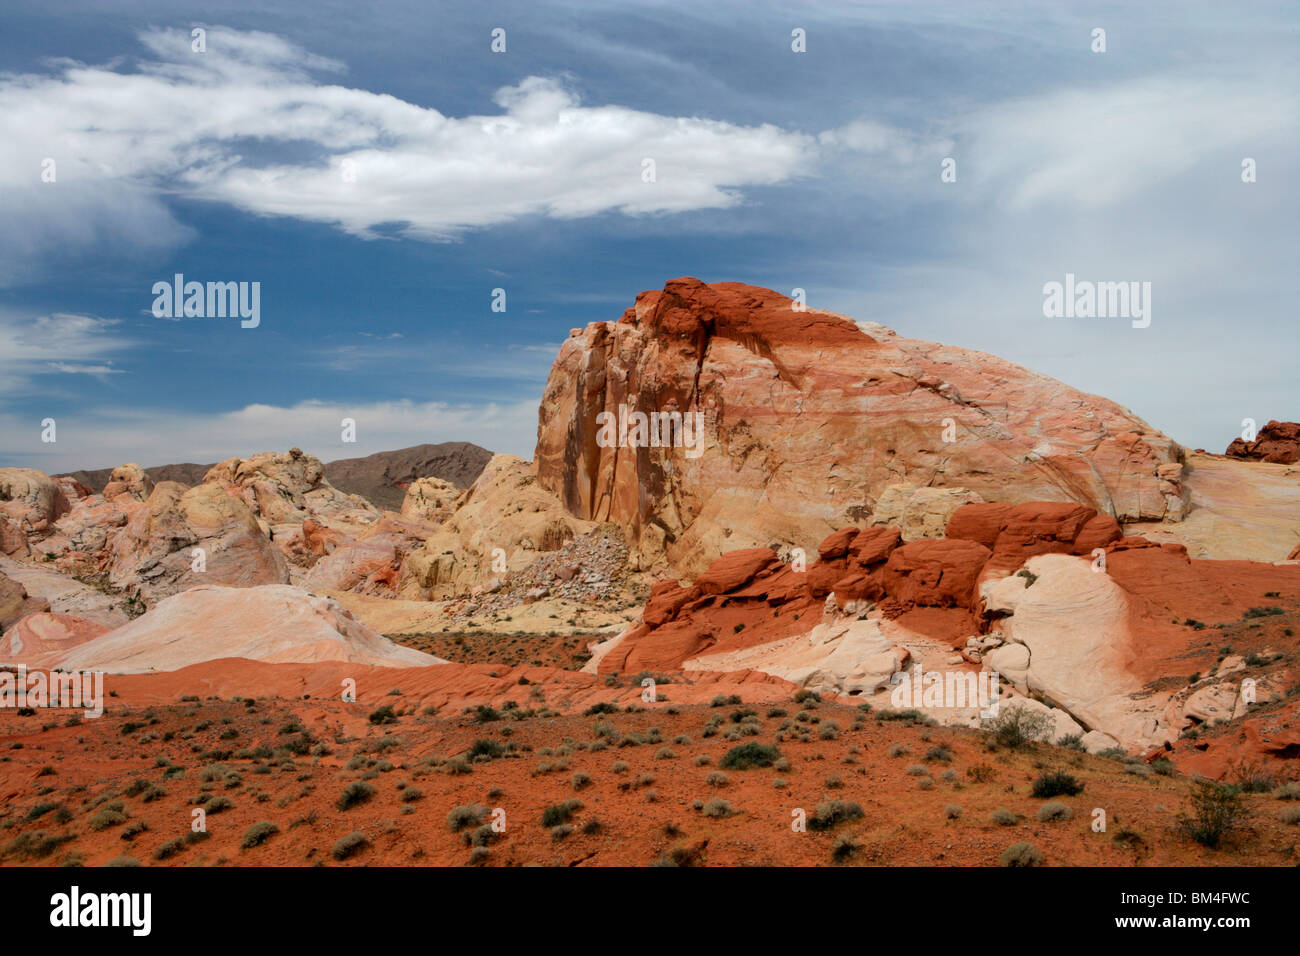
[0, 0, 1295, 473]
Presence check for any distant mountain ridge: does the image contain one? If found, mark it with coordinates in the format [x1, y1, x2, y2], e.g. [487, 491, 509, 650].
[62, 442, 493, 511]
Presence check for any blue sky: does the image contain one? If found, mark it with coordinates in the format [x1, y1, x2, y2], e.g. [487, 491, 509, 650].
[1, 0, 1295, 472]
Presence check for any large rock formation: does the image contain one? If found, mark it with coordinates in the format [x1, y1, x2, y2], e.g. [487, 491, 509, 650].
[52, 585, 444, 674]
[535, 278, 1189, 576]
[399, 476, 460, 525]
[106, 481, 289, 603]
[400, 455, 595, 600]
[203, 448, 378, 529]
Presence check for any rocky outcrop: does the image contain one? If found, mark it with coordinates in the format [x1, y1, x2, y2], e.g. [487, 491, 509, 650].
[400, 476, 460, 525]
[106, 481, 289, 604]
[0, 568, 50, 630]
[536, 278, 1189, 576]
[203, 448, 378, 528]
[400, 455, 594, 600]
[0, 467, 71, 538]
[1224, 420, 1300, 464]
[302, 514, 436, 596]
[52, 585, 445, 674]
[0, 612, 109, 666]
[101, 463, 154, 502]
[0, 554, 131, 628]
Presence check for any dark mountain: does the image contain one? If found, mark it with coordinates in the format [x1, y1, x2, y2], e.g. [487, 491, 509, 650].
[323, 442, 494, 510]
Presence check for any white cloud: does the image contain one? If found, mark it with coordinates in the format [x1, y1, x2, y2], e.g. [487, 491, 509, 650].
[0, 26, 817, 282]
[0, 312, 133, 394]
[0, 397, 539, 473]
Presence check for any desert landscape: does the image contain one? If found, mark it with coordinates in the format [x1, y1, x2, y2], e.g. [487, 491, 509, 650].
[1, 279, 1297, 869]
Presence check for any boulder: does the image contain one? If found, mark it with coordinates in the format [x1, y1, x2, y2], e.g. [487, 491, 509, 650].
[1225, 420, 1300, 464]
[102, 463, 154, 502]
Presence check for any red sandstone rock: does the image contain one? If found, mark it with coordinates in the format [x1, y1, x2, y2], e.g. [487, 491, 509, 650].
[881, 538, 992, 608]
[1225, 420, 1300, 464]
[692, 547, 778, 595]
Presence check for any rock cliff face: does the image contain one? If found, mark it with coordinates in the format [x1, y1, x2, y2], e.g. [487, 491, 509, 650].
[535, 278, 1188, 576]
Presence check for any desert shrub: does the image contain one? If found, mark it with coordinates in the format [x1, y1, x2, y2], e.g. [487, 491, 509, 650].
[1273, 782, 1300, 801]
[337, 781, 376, 811]
[571, 772, 591, 791]
[88, 803, 128, 832]
[719, 743, 781, 771]
[887, 743, 909, 758]
[1177, 782, 1250, 848]
[332, 831, 369, 860]
[999, 842, 1044, 867]
[944, 804, 962, 819]
[991, 808, 1017, 826]
[1031, 771, 1083, 798]
[240, 821, 278, 849]
[985, 707, 1051, 749]
[1280, 807, 1300, 825]
[467, 739, 504, 761]
[831, 835, 859, 862]
[154, 837, 186, 861]
[705, 772, 729, 788]
[925, 745, 953, 763]
[447, 804, 489, 832]
[1230, 759, 1276, 794]
[701, 798, 734, 818]
[399, 786, 423, 803]
[808, 799, 864, 831]
[540, 799, 583, 828]
[367, 705, 398, 725]
[1037, 801, 1072, 822]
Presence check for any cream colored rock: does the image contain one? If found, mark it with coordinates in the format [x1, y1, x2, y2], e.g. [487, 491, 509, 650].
[102, 463, 154, 502]
[981, 573, 1029, 615]
[204, 448, 378, 528]
[1125, 452, 1300, 561]
[0, 554, 130, 628]
[54, 585, 445, 674]
[985, 642, 1030, 689]
[684, 618, 900, 697]
[0, 467, 68, 535]
[997, 553, 1172, 749]
[870, 485, 984, 541]
[1182, 681, 1247, 725]
[106, 481, 289, 604]
[400, 477, 460, 525]
[400, 455, 594, 600]
[1081, 730, 1121, 754]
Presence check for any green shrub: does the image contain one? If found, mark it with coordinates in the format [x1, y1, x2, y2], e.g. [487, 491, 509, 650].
[337, 781, 376, 811]
[1037, 801, 1072, 822]
[540, 799, 583, 828]
[332, 831, 369, 860]
[999, 842, 1044, 867]
[1031, 771, 1083, 798]
[240, 821, 278, 849]
[1177, 782, 1249, 848]
[719, 743, 781, 771]
[447, 804, 489, 832]
[808, 799, 864, 831]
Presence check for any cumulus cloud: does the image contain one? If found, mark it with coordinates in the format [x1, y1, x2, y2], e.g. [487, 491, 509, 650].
[0, 25, 817, 283]
[0, 397, 539, 473]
